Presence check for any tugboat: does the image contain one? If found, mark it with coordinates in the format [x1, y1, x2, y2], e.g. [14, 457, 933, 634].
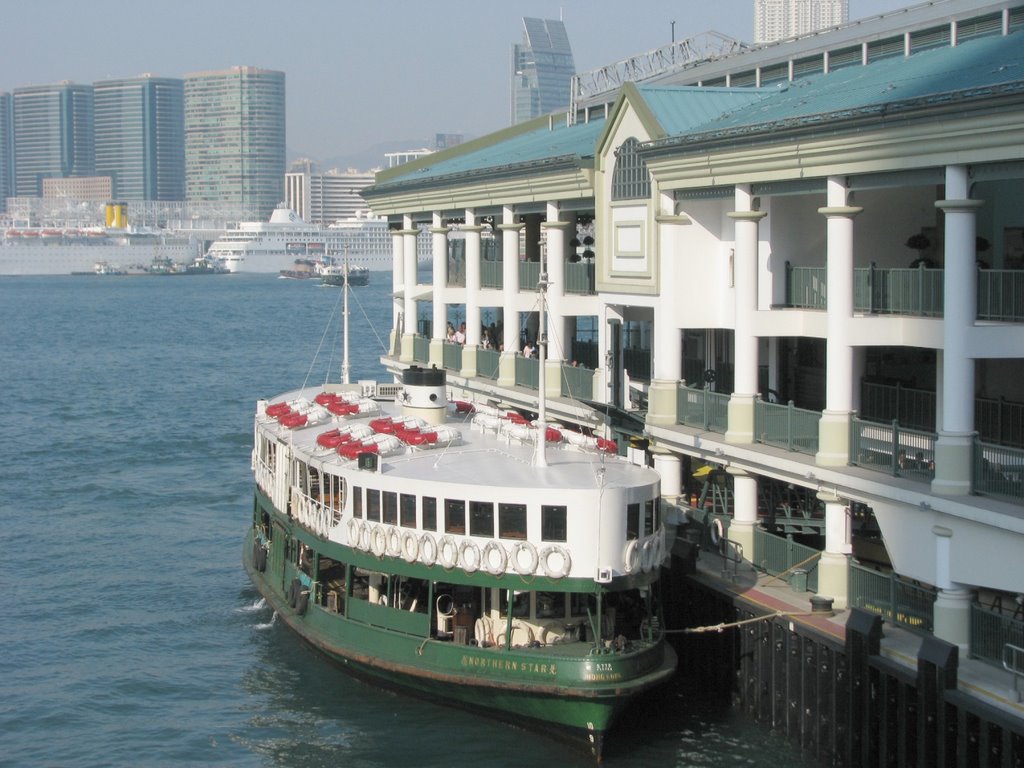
[243, 257, 676, 758]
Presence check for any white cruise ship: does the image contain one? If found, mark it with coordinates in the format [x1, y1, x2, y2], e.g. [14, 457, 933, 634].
[206, 207, 430, 273]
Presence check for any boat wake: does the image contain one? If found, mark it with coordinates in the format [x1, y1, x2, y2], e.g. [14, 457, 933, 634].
[236, 597, 267, 613]
[253, 612, 278, 631]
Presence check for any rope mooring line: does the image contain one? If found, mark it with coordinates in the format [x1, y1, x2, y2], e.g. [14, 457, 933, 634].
[666, 609, 818, 634]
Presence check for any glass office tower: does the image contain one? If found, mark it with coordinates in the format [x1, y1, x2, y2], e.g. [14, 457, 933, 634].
[13, 82, 95, 197]
[510, 18, 575, 125]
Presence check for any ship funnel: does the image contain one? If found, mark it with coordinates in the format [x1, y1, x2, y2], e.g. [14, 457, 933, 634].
[401, 366, 447, 426]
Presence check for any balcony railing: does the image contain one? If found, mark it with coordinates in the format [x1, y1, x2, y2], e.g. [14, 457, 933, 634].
[754, 398, 820, 455]
[515, 356, 539, 389]
[849, 417, 936, 481]
[849, 561, 936, 634]
[412, 335, 430, 364]
[623, 347, 651, 382]
[442, 341, 462, 372]
[476, 348, 500, 380]
[481, 260, 503, 289]
[676, 383, 729, 433]
[785, 264, 827, 309]
[565, 261, 596, 295]
[854, 265, 944, 316]
[970, 601, 1024, 668]
[559, 363, 593, 400]
[978, 269, 1024, 322]
[974, 438, 1024, 503]
[519, 261, 540, 291]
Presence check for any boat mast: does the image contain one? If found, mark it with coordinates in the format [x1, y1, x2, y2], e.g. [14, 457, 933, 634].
[342, 249, 350, 385]
[535, 238, 549, 468]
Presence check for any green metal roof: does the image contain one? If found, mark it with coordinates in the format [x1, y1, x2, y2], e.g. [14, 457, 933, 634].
[634, 85, 774, 135]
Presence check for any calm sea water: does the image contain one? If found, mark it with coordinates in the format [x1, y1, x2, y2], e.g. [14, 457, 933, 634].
[0, 274, 817, 767]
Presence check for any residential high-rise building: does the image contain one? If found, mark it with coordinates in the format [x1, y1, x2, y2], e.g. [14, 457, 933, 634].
[754, 0, 848, 44]
[285, 164, 376, 225]
[94, 75, 184, 201]
[0, 92, 13, 209]
[13, 82, 95, 197]
[510, 17, 575, 125]
[184, 66, 285, 220]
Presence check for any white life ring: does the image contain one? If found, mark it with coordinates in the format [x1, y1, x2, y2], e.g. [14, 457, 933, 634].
[459, 540, 481, 573]
[346, 518, 360, 548]
[438, 536, 458, 570]
[710, 518, 724, 547]
[540, 545, 571, 579]
[651, 529, 665, 568]
[419, 532, 437, 567]
[641, 537, 655, 573]
[511, 540, 539, 575]
[386, 526, 402, 557]
[435, 593, 454, 617]
[482, 541, 507, 576]
[401, 530, 419, 563]
[357, 521, 371, 552]
[370, 525, 387, 557]
[623, 539, 641, 574]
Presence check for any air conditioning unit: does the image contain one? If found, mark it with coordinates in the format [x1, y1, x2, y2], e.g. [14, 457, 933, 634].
[596, 567, 612, 583]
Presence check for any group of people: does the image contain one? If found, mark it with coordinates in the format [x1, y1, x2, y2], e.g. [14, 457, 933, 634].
[445, 321, 504, 351]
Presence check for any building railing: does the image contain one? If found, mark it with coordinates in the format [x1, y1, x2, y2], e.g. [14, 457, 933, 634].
[559, 363, 593, 400]
[854, 264, 944, 316]
[974, 438, 1024, 503]
[754, 398, 821, 455]
[976, 395, 1024, 448]
[785, 264, 827, 309]
[476, 348, 500, 380]
[978, 269, 1024, 322]
[970, 601, 1024, 668]
[515, 356, 539, 389]
[676, 383, 729, 433]
[442, 341, 462, 372]
[624, 347, 652, 382]
[412, 335, 430, 364]
[849, 561, 936, 633]
[446, 264, 465, 288]
[519, 261, 540, 291]
[565, 261, 596, 295]
[849, 416, 936, 481]
[480, 260, 503, 289]
[752, 527, 820, 592]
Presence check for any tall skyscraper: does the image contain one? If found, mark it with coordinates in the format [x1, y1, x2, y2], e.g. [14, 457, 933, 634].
[184, 66, 285, 219]
[754, 0, 848, 44]
[13, 82, 95, 197]
[94, 75, 184, 201]
[0, 92, 13, 209]
[510, 18, 576, 125]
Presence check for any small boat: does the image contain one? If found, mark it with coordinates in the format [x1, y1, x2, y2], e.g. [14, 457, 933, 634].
[320, 263, 370, 287]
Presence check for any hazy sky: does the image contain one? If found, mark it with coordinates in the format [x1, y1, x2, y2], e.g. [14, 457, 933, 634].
[1, 0, 913, 165]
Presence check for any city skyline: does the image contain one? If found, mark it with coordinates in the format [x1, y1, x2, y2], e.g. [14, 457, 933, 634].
[1, 0, 912, 164]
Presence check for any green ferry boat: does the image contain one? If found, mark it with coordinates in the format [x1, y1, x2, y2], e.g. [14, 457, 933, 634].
[243, 365, 677, 758]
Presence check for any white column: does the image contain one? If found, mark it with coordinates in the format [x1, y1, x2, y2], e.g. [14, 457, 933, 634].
[429, 212, 449, 367]
[931, 525, 972, 650]
[932, 166, 983, 496]
[650, 197, 691, 426]
[400, 215, 418, 363]
[817, 178, 863, 466]
[498, 206, 522, 387]
[461, 210, 482, 377]
[542, 204, 570, 398]
[727, 469, 757, 559]
[817, 491, 852, 609]
[390, 226, 404, 355]
[725, 185, 766, 444]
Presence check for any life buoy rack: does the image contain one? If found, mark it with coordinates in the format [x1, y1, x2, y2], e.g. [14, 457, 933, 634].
[710, 518, 724, 547]
[482, 541, 507, 576]
[623, 539, 640, 574]
[419, 532, 437, 566]
[401, 531, 419, 563]
[438, 536, 459, 570]
[540, 545, 571, 579]
[370, 525, 387, 557]
[511, 541, 539, 575]
[386, 527, 402, 557]
[459, 540, 481, 573]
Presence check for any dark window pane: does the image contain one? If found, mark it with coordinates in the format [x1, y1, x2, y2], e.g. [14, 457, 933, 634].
[626, 502, 639, 540]
[445, 499, 466, 534]
[383, 491, 398, 525]
[366, 489, 381, 522]
[400, 494, 417, 528]
[422, 497, 437, 531]
[536, 591, 566, 619]
[643, 499, 654, 536]
[469, 501, 494, 537]
[498, 503, 527, 540]
[541, 505, 567, 542]
[353, 486, 362, 518]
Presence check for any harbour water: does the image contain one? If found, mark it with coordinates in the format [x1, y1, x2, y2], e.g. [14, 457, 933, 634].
[0, 274, 817, 767]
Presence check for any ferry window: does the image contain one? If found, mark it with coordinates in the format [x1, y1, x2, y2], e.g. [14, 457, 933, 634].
[536, 591, 566, 619]
[498, 503, 527, 540]
[383, 491, 398, 525]
[422, 497, 437, 531]
[626, 502, 640, 540]
[571, 593, 596, 618]
[499, 590, 530, 618]
[541, 505, 567, 542]
[352, 486, 362, 518]
[644, 500, 655, 536]
[469, 501, 494, 538]
[654, 496, 661, 530]
[366, 489, 381, 522]
[400, 494, 417, 528]
[444, 499, 466, 534]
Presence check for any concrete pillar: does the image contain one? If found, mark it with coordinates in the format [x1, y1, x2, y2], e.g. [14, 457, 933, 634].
[931, 524, 972, 650]
[932, 166, 982, 496]
[390, 226, 404, 355]
[461, 210, 482, 378]
[399, 216, 419, 363]
[817, 490, 852, 609]
[817, 177, 863, 466]
[650, 199, 691, 426]
[725, 185, 766, 444]
[727, 468, 757, 558]
[651, 449, 682, 499]
[429, 212, 449, 368]
[541, 204, 570, 363]
[497, 207, 522, 387]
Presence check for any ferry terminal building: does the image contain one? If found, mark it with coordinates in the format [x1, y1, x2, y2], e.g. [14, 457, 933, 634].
[363, 1, 1024, 759]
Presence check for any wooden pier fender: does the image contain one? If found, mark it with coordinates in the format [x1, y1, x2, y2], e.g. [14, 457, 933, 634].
[844, 608, 883, 766]
[917, 635, 958, 768]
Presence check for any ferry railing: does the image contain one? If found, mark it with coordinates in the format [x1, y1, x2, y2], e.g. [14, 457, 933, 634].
[559, 362, 594, 400]
[676, 382, 729, 433]
[969, 601, 1024, 671]
[753, 527, 820, 592]
[290, 487, 336, 538]
[973, 438, 1024, 503]
[849, 417, 936, 481]
[442, 341, 462, 372]
[754, 398, 820, 455]
[515, 355, 539, 389]
[978, 269, 1024, 322]
[412, 335, 430, 364]
[564, 261, 596, 295]
[254, 455, 275, 497]
[480, 259, 503, 289]
[476, 348, 500, 380]
[849, 561, 936, 633]
[785, 263, 827, 309]
[518, 261, 540, 291]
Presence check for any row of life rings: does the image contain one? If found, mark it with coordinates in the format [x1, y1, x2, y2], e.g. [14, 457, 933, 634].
[622, 530, 665, 575]
[345, 519, 571, 578]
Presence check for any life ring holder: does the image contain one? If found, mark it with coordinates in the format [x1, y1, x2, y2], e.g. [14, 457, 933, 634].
[386, 526, 403, 557]
[370, 525, 387, 557]
[710, 518, 724, 548]
[459, 540, 481, 573]
[623, 539, 640, 574]
[482, 541, 507, 576]
[419, 532, 437, 567]
[401, 530, 419, 563]
[540, 545, 571, 579]
[438, 536, 459, 570]
[511, 540, 539, 576]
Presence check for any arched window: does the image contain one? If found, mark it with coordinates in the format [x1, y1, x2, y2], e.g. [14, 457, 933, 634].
[611, 137, 650, 201]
